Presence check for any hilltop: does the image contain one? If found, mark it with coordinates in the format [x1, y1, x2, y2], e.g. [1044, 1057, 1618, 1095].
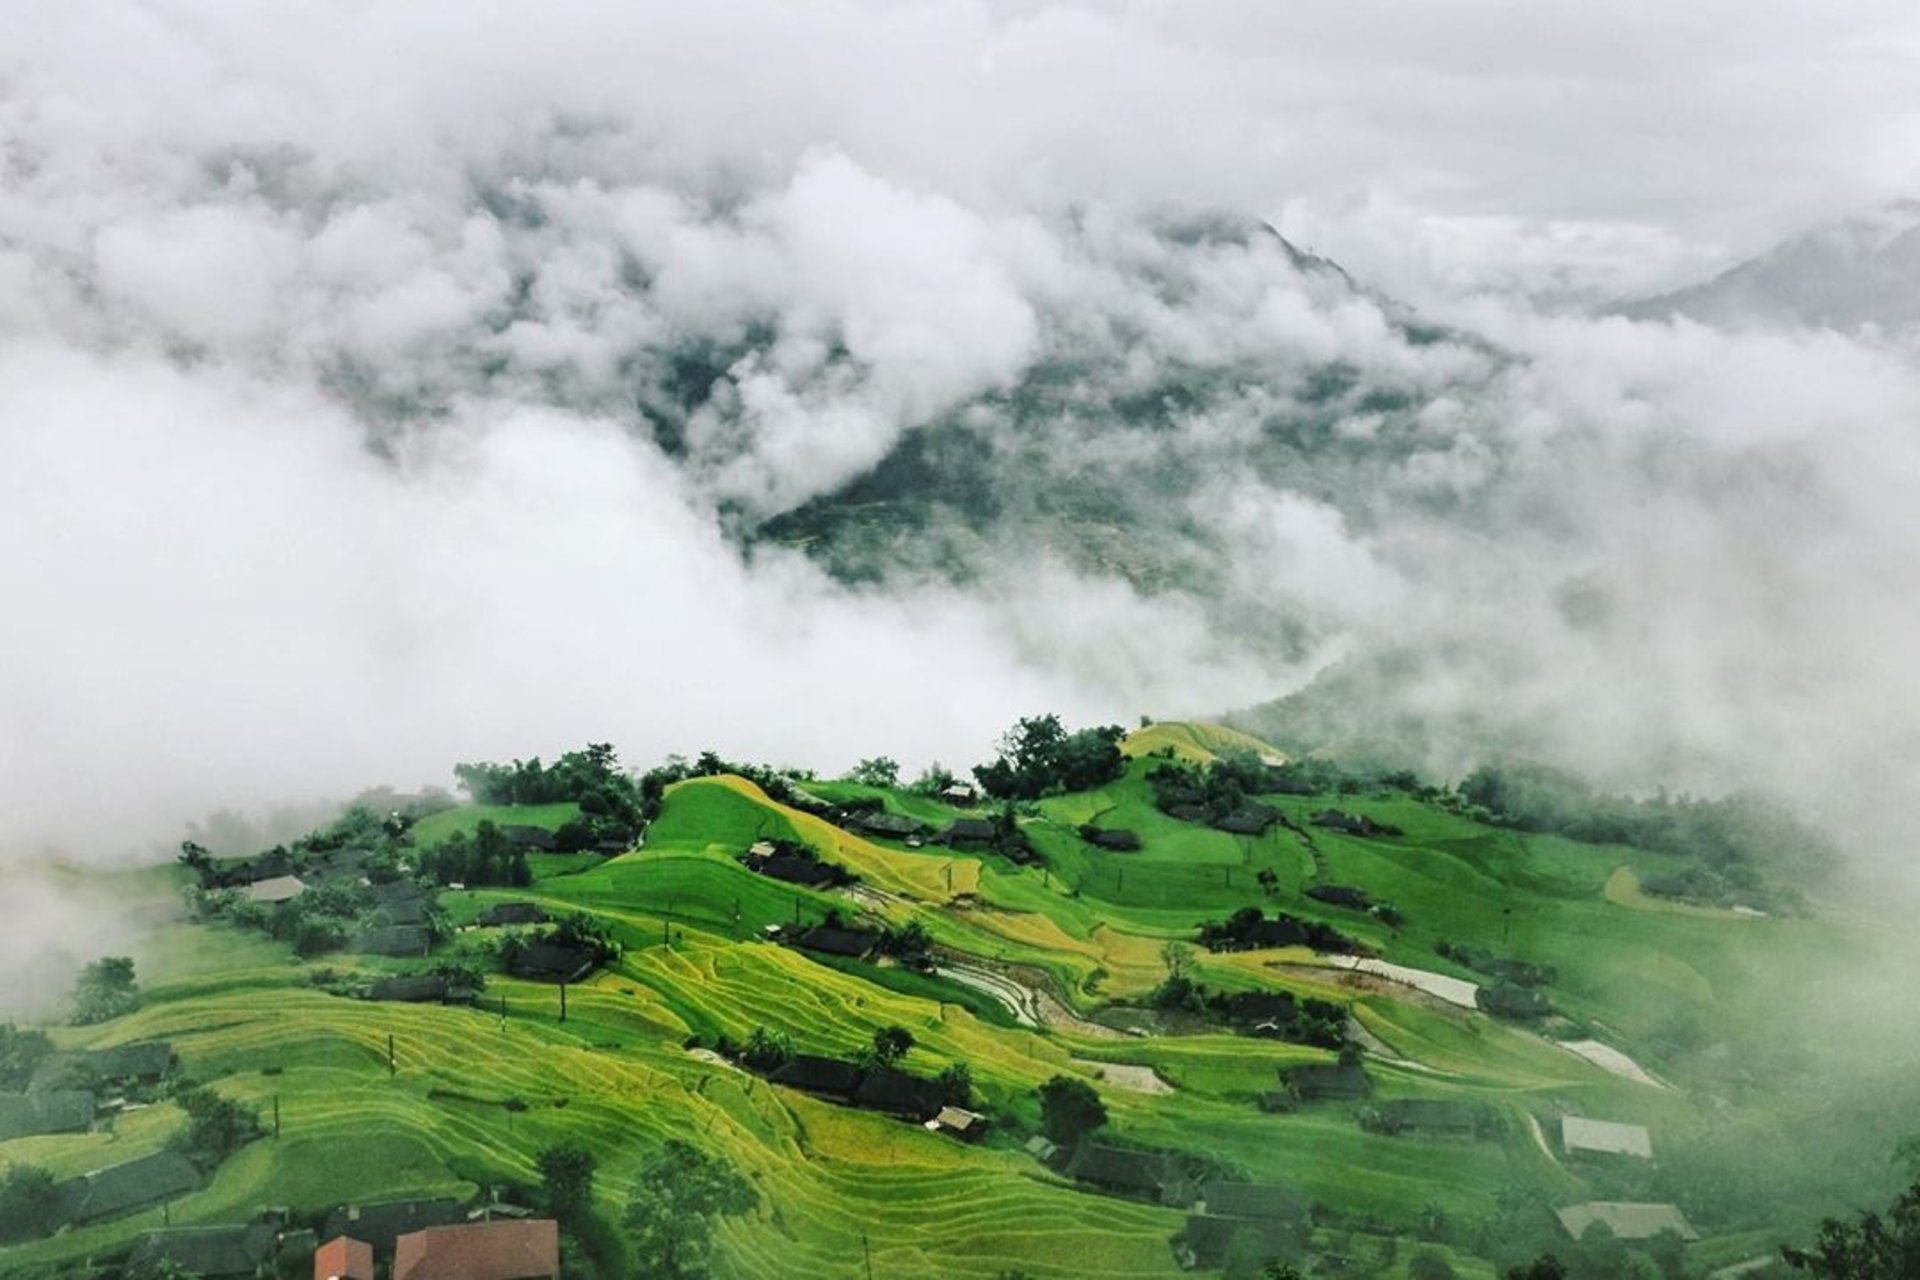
[1, 723, 1915, 1279]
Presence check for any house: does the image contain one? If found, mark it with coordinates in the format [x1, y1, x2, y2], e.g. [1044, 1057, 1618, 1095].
[393, 1218, 560, 1280]
[355, 926, 433, 957]
[1310, 810, 1401, 838]
[1243, 917, 1307, 949]
[1363, 1099, 1487, 1139]
[850, 811, 924, 839]
[1176, 1215, 1305, 1271]
[1067, 1144, 1198, 1206]
[245, 875, 308, 905]
[479, 902, 548, 927]
[0, 1090, 94, 1140]
[1066, 1144, 1173, 1201]
[510, 941, 597, 983]
[1198, 1182, 1309, 1223]
[1024, 1135, 1061, 1164]
[322, 1199, 466, 1258]
[926, 1106, 988, 1141]
[1282, 1062, 1371, 1102]
[940, 783, 978, 807]
[129, 1224, 279, 1279]
[1556, 1202, 1698, 1242]
[751, 853, 844, 889]
[1082, 827, 1143, 851]
[54, 1149, 201, 1226]
[940, 818, 999, 846]
[1477, 983, 1550, 1019]
[1213, 805, 1279, 836]
[1561, 1116, 1654, 1160]
[501, 826, 558, 852]
[794, 925, 879, 959]
[366, 974, 477, 1005]
[315, 1235, 375, 1280]
[851, 1067, 946, 1121]
[372, 884, 432, 926]
[1304, 884, 1371, 911]
[1219, 991, 1297, 1034]
[30, 1041, 174, 1092]
[768, 1054, 863, 1100]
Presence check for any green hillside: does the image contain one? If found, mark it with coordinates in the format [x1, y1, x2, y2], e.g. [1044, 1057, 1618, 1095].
[4, 723, 1915, 1279]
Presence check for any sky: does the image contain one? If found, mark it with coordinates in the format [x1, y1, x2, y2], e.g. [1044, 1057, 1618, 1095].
[2, 0, 1919, 860]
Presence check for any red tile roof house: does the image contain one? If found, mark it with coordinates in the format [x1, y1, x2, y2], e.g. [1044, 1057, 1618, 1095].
[314, 1235, 374, 1280]
[392, 1219, 561, 1280]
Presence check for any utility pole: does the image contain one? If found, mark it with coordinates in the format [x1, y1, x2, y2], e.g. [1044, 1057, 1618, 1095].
[273, 1095, 281, 1139]
[500, 994, 508, 1029]
[559, 982, 568, 1023]
[862, 1232, 874, 1280]
[387, 1034, 396, 1078]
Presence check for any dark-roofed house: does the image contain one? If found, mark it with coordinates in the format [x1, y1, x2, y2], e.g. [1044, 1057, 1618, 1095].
[1176, 1215, 1305, 1271]
[1283, 1062, 1371, 1102]
[1199, 1182, 1310, 1223]
[0, 1090, 94, 1140]
[129, 1223, 278, 1278]
[1477, 983, 1550, 1019]
[394, 1218, 560, 1280]
[479, 902, 547, 928]
[1310, 810, 1401, 837]
[1213, 805, 1279, 836]
[315, 1235, 374, 1280]
[794, 925, 879, 959]
[366, 974, 479, 1006]
[851, 1067, 947, 1121]
[850, 811, 925, 839]
[322, 1199, 466, 1259]
[1363, 1099, 1490, 1139]
[1219, 991, 1297, 1034]
[31, 1041, 174, 1092]
[509, 942, 596, 984]
[501, 826, 558, 852]
[355, 926, 433, 957]
[1304, 884, 1371, 910]
[768, 1054, 863, 1100]
[1244, 917, 1308, 949]
[55, 1149, 200, 1226]
[1081, 827, 1143, 851]
[940, 817, 999, 846]
[1065, 1144, 1195, 1206]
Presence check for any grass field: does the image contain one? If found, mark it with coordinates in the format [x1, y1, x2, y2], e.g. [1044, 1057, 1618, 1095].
[6, 723, 1916, 1278]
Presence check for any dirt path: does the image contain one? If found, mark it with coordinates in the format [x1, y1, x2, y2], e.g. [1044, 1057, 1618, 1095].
[1072, 1058, 1174, 1095]
[1523, 1111, 1561, 1167]
[1556, 1038, 1669, 1088]
[1320, 955, 1480, 1009]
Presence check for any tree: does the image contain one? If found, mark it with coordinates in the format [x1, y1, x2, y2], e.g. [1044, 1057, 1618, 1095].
[848, 757, 901, 788]
[0, 1023, 54, 1092]
[0, 1164, 59, 1242]
[937, 1061, 974, 1107]
[1783, 1180, 1920, 1278]
[741, 1026, 793, 1074]
[1256, 868, 1279, 896]
[538, 1143, 597, 1222]
[71, 956, 139, 1025]
[1038, 1075, 1107, 1146]
[1410, 1247, 1459, 1280]
[1160, 941, 1194, 981]
[870, 1025, 915, 1068]
[173, 1085, 261, 1163]
[624, 1140, 756, 1279]
[1505, 1258, 1568, 1280]
[1222, 1226, 1270, 1280]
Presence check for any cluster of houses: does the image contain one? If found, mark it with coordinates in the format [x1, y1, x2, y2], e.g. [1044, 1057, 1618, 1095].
[1309, 809, 1403, 838]
[757, 1052, 984, 1139]
[111, 1196, 560, 1280]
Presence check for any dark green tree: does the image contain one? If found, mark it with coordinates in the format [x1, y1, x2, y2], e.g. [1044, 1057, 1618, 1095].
[173, 1085, 261, 1163]
[1037, 1075, 1107, 1146]
[0, 1023, 54, 1091]
[71, 956, 140, 1025]
[937, 1061, 974, 1107]
[623, 1140, 756, 1279]
[1783, 1181, 1920, 1278]
[870, 1025, 914, 1067]
[538, 1143, 597, 1222]
[1410, 1247, 1459, 1280]
[0, 1164, 59, 1242]
[1505, 1258, 1568, 1280]
[848, 757, 901, 787]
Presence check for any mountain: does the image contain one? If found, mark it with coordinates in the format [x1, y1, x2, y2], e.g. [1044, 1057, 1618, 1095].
[1624, 200, 1920, 332]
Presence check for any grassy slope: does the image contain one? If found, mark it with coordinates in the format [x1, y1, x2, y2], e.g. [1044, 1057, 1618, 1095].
[3, 723, 1902, 1277]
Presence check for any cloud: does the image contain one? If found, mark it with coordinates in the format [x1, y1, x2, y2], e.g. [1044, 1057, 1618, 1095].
[2, 0, 1919, 886]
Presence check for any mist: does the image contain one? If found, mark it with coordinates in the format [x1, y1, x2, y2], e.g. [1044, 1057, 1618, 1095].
[3, 0, 1920, 887]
